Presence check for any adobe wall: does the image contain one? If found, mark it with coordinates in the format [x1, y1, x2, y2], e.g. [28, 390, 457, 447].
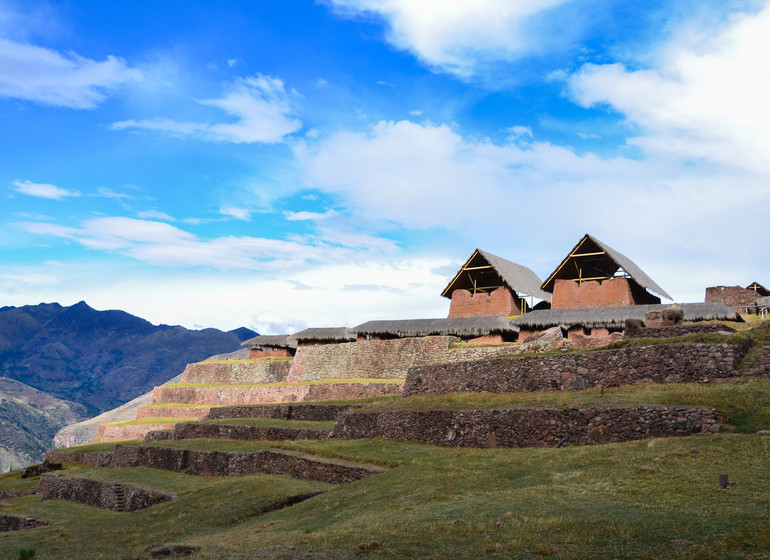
[334, 406, 719, 448]
[38, 474, 175, 511]
[286, 336, 518, 383]
[403, 343, 749, 396]
[249, 348, 293, 359]
[625, 323, 736, 339]
[151, 380, 404, 407]
[448, 287, 520, 318]
[180, 360, 291, 384]
[205, 403, 359, 422]
[761, 346, 770, 375]
[0, 514, 48, 532]
[46, 446, 381, 484]
[551, 277, 659, 309]
[706, 286, 760, 313]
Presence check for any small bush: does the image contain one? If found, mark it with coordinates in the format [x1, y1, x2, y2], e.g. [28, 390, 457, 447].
[18, 548, 36, 560]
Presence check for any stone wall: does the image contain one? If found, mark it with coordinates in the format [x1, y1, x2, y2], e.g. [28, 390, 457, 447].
[287, 336, 518, 383]
[705, 285, 760, 313]
[448, 287, 520, 318]
[333, 406, 719, 448]
[135, 405, 211, 419]
[180, 360, 291, 384]
[167, 422, 332, 442]
[95, 422, 175, 442]
[0, 514, 48, 532]
[761, 346, 770, 375]
[624, 323, 736, 339]
[569, 332, 624, 350]
[46, 446, 381, 484]
[151, 380, 404, 407]
[38, 474, 175, 511]
[205, 403, 359, 422]
[404, 343, 749, 396]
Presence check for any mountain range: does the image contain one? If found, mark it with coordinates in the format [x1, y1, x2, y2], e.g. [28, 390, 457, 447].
[0, 301, 255, 467]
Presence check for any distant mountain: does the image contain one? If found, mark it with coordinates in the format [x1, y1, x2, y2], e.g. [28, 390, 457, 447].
[0, 302, 256, 415]
[0, 377, 87, 471]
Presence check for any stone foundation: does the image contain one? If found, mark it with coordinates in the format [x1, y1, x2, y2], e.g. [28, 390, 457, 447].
[0, 514, 48, 532]
[161, 422, 332, 442]
[180, 360, 291, 384]
[151, 380, 404, 407]
[46, 446, 382, 484]
[205, 403, 359, 422]
[286, 336, 518, 383]
[38, 474, 175, 511]
[625, 323, 736, 339]
[334, 406, 720, 448]
[404, 343, 749, 397]
[569, 332, 624, 350]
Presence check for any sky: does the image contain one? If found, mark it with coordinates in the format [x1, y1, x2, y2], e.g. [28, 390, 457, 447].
[1, 0, 769, 334]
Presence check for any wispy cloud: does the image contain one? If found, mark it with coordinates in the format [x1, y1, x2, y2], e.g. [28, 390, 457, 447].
[11, 179, 80, 200]
[219, 207, 252, 221]
[0, 37, 142, 109]
[324, 0, 570, 77]
[111, 74, 302, 143]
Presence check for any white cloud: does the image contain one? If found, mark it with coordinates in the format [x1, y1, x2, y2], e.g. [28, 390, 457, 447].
[219, 207, 252, 221]
[566, 2, 770, 174]
[325, 0, 569, 76]
[283, 209, 337, 221]
[16, 216, 398, 271]
[112, 74, 301, 143]
[11, 179, 80, 200]
[0, 37, 142, 108]
[249, 312, 307, 335]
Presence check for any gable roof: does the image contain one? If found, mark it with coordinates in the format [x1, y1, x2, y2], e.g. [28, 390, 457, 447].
[441, 249, 551, 302]
[351, 316, 519, 338]
[240, 334, 297, 349]
[746, 282, 770, 297]
[511, 302, 736, 330]
[288, 327, 355, 343]
[540, 234, 672, 301]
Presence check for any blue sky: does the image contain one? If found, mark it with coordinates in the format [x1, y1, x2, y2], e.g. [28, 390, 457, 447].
[2, 0, 769, 333]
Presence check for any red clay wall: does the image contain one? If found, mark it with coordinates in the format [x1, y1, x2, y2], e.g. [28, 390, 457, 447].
[552, 278, 636, 308]
[448, 287, 520, 317]
[286, 336, 518, 383]
[249, 348, 292, 359]
[705, 286, 760, 313]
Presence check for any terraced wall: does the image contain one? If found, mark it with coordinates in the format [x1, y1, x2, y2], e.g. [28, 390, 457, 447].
[180, 360, 291, 384]
[404, 343, 749, 396]
[334, 405, 720, 448]
[38, 474, 175, 511]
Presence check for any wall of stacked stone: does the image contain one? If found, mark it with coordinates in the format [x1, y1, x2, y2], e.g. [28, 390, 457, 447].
[152, 381, 403, 407]
[204, 403, 359, 422]
[47, 446, 381, 484]
[404, 343, 748, 397]
[0, 514, 48, 532]
[180, 360, 291, 384]
[38, 474, 175, 511]
[760, 345, 770, 374]
[287, 336, 518, 383]
[569, 332, 624, 350]
[168, 422, 332, 442]
[95, 422, 175, 443]
[333, 406, 720, 448]
[135, 405, 211, 419]
[625, 323, 736, 339]
[705, 286, 760, 312]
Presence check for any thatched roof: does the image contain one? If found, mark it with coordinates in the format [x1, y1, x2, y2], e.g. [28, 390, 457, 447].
[747, 282, 770, 297]
[511, 302, 737, 330]
[289, 327, 355, 343]
[541, 234, 672, 301]
[351, 316, 519, 338]
[752, 296, 770, 309]
[441, 249, 551, 302]
[240, 334, 297, 349]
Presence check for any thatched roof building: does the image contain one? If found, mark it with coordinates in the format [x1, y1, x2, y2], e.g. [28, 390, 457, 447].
[289, 327, 355, 344]
[442, 249, 551, 302]
[240, 334, 297, 350]
[351, 316, 518, 339]
[511, 302, 736, 331]
[541, 234, 672, 302]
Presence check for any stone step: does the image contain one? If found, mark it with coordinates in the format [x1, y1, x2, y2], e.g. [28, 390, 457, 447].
[46, 445, 384, 484]
[150, 379, 404, 407]
[143, 421, 332, 444]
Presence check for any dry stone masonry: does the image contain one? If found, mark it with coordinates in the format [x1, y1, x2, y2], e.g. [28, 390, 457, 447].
[404, 343, 749, 396]
[334, 406, 720, 448]
[38, 474, 175, 511]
